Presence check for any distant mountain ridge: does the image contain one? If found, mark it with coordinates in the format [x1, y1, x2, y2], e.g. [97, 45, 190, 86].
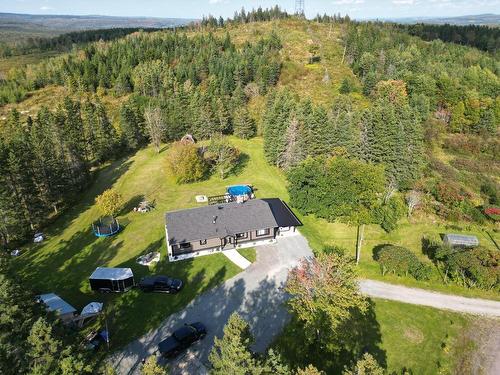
[379, 13, 499, 26]
[0, 12, 195, 31]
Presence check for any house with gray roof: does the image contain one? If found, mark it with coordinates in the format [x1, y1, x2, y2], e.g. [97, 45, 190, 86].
[165, 198, 301, 261]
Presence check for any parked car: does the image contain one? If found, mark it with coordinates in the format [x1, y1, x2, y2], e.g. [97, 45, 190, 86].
[158, 322, 207, 358]
[139, 275, 183, 293]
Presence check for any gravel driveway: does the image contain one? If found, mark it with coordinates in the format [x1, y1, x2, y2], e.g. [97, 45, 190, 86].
[359, 279, 500, 317]
[111, 233, 500, 374]
[110, 234, 312, 375]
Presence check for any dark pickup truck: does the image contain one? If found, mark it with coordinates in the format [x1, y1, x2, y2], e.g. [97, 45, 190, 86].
[139, 275, 183, 293]
[158, 322, 207, 358]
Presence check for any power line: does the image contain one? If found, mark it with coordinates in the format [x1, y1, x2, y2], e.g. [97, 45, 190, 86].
[295, 0, 305, 16]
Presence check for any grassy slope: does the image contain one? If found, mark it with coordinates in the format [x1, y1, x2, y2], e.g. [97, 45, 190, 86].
[274, 298, 471, 374]
[12, 137, 284, 348]
[5, 19, 497, 368]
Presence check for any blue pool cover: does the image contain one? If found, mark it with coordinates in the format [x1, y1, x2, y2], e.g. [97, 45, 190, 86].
[227, 185, 252, 196]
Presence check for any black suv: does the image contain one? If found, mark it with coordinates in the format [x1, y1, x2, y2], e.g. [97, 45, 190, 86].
[139, 275, 183, 293]
[158, 322, 207, 358]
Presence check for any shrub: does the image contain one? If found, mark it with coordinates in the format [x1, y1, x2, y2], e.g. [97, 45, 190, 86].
[435, 245, 499, 290]
[95, 189, 124, 218]
[481, 181, 499, 205]
[484, 206, 500, 221]
[165, 142, 208, 184]
[375, 244, 431, 280]
[373, 196, 406, 232]
[323, 245, 347, 257]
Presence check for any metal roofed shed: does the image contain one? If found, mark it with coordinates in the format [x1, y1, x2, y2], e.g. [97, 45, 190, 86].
[89, 267, 135, 293]
[38, 293, 77, 323]
[443, 234, 479, 248]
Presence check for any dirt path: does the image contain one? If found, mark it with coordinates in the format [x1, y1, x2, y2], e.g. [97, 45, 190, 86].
[359, 279, 500, 317]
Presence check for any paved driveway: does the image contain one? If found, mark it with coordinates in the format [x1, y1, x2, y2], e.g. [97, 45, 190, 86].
[111, 234, 313, 375]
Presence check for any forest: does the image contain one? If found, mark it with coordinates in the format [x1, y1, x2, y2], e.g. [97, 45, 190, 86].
[0, 27, 281, 247]
[0, 27, 163, 58]
[400, 22, 500, 53]
[0, 6, 499, 374]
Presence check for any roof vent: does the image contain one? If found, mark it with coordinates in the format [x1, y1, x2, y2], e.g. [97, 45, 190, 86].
[212, 215, 217, 224]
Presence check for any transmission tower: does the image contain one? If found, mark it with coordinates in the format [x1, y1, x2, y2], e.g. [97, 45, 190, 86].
[295, 0, 305, 16]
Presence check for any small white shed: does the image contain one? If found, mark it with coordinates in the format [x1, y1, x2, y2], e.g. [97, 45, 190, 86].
[38, 293, 77, 324]
[443, 234, 479, 248]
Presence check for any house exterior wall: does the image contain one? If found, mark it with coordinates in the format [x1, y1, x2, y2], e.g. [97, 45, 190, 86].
[166, 226, 281, 262]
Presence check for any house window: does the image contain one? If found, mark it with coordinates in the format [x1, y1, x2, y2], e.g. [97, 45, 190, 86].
[256, 228, 270, 237]
[179, 242, 191, 249]
[235, 232, 248, 239]
[200, 239, 207, 245]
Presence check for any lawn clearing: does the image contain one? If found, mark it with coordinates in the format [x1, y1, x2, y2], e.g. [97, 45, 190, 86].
[12, 136, 499, 351]
[12, 137, 286, 349]
[238, 248, 257, 263]
[273, 298, 472, 374]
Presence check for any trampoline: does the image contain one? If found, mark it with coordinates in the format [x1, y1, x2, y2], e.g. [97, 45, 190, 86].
[227, 185, 253, 197]
[92, 217, 120, 237]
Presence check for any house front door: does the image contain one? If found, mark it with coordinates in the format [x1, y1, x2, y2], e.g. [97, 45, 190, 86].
[223, 236, 234, 249]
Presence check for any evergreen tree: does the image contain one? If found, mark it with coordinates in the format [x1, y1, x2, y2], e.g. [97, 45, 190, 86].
[209, 313, 260, 375]
[233, 107, 256, 139]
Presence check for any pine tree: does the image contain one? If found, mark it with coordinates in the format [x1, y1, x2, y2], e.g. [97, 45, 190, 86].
[120, 99, 145, 150]
[233, 107, 256, 139]
[263, 90, 295, 166]
[209, 313, 260, 375]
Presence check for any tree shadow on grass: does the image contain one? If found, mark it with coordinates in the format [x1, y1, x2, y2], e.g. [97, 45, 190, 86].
[231, 152, 250, 177]
[22, 230, 123, 309]
[121, 194, 145, 215]
[273, 299, 386, 373]
[45, 159, 133, 237]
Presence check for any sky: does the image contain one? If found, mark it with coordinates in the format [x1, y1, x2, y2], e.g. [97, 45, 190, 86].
[2, 0, 499, 20]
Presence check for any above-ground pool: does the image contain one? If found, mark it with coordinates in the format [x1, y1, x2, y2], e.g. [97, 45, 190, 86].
[227, 185, 253, 196]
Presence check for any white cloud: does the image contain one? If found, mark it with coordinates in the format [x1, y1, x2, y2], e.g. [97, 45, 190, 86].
[392, 0, 415, 4]
[333, 0, 365, 4]
[209, 0, 224, 4]
[40, 6, 53, 10]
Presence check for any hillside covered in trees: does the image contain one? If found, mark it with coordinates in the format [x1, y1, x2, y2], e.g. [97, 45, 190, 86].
[0, 7, 498, 249]
[0, 7, 499, 374]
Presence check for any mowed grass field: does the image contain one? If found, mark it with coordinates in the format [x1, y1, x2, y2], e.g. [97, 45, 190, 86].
[12, 137, 280, 349]
[274, 298, 473, 375]
[12, 136, 497, 359]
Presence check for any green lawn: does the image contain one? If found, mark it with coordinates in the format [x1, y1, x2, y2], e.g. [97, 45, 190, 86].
[273, 298, 472, 374]
[238, 248, 257, 263]
[12, 137, 286, 349]
[13, 136, 498, 351]
[301, 215, 500, 300]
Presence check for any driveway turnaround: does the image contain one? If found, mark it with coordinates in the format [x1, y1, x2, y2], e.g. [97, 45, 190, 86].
[111, 233, 312, 375]
[359, 279, 500, 317]
[222, 249, 252, 269]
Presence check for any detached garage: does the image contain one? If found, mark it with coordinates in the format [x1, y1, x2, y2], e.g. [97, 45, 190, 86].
[89, 267, 135, 292]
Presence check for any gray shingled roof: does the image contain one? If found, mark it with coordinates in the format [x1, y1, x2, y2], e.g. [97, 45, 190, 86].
[166, 199, 279, 245]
